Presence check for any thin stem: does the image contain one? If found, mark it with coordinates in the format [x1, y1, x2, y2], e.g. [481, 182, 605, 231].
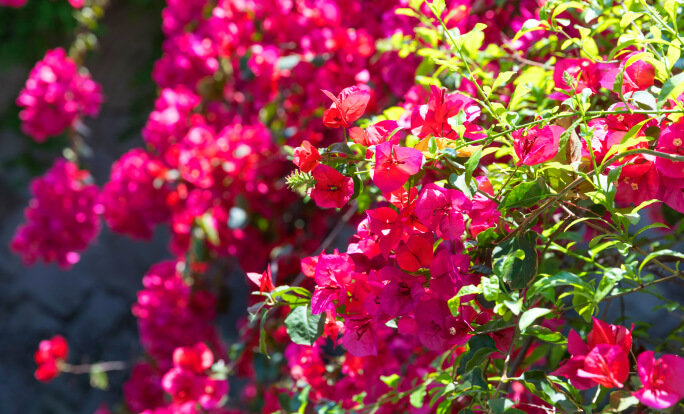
[494, 165, 519, 199]
[59, 361, 128, 375]
[499, 149, 684, 243]
[493, 319, 519, 398]
[562, 272, 684, 312]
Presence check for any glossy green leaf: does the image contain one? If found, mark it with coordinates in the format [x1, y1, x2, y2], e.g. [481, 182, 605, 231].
[284, 305, 325, 346]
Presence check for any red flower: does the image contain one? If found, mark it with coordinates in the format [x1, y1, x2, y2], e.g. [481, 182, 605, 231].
[246, 264, 276, 293]
[349, 120, 399, 146]
[309, 164, 354, 209]
[172, 342, 214, 374]
[34, 335, 69, 382]
[552, 318, 631, 390]
[577, 344, 630, 388]
[372, 141, 423, 193]
[513, 124, 564, 166]
[410, 85, 483, 139]
[293, 140, 322, 173]
[633, 351, 684, 409]
[616, 156, 660, 206]
[395, 233, 434, 272]
[322, 86, 370, 128]
[415, 184, 472, 240]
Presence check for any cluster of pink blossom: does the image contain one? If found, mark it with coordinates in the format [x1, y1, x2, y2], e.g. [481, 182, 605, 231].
[548, 56, 684, 213]
[11, 159, 102, 268]
[100, 149, 171, 239]
[15, 0, 684, 412]
[552, 318, 684, 409]
[132, 262, 221, 371]
[278, 44, 684, 409]
[16, 48, 102, 141]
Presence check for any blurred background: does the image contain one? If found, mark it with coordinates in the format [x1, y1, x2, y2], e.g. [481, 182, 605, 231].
[0, 2, 174, 413]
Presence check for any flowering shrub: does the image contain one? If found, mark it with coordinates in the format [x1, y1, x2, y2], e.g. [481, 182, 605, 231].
[6, 0, 684, 412]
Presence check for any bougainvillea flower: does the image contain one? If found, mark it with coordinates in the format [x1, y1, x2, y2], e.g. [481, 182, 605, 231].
[342, 314, 378, 357]
[605, 104, 648, 132]
[311, 253, 355, 315]
[414, 296, 472, 352]
[616, 156, 660, 206]
[309, 164, 354, 209]
[513, 124, 564, 166]
[659, 177, 684, 213]
[293, 140, 322, 173]
[655, 123, 684, 178]
[633, 351, 684, 409]
[246, 264, 276, 293]
[410, 85, 482, 139]
[16, 48, 103, 141]
[10, 159, 102, 269]
[34, 335, 69, 382]
[552, 318, 632, 390]
[553, 58, 609, 94]
[601, 52, 655, 96]
[429, 250, 479, 302]
[172, 343, 214, 374]
[576, 344, 630, 388]
[469, 176, 501, 237]
[586, 317, 632, 354]
[349, 120, 400, 147]
[395, 232, 434, 272]
[378, 267, 425, 318]
[372, 141, 423, 193]
[161, 367, 205, 404]
[101, 149, 171, 240]
[322, 86, 370, 128]
[583, 119, 625, 165]
[415, 184, 472, 240]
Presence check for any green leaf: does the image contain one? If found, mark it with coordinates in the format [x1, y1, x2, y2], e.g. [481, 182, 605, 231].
[380, 374, 401, 389]
[595, 268, 625, 302]
[457, 335, 500, 376]
[455, 366, 487, 391]
[410, 382, 427, 408]
[472, 318, 516, 334]
[270, 286, 312, 305]
[284, 305, 325, 346]
[482, 275, 499, 301]
[327, 142, 353, 155]
[522, 325, 565, 344]
[492, 71, 517, 92]
[552, 2, 584, 21]
[620, 11, 643, 29]
[449, 173, 477, 198]
[464, 146, 483, 187]
[518, 370, 580, 412]
[501, 178, 549, 210]
[639, 249, 684, 277]
[668, 42, 682, 70]
[658, 72, 684, 109]
[608, 390, 639, 412]
[200, 212, 221, 246]
[487, 398, 515, 414]
[528, 271, 594, 300]
[519, 308, 552, 332]
[447, 284, 482, 314]
[492, 231, 539, 289]
[89, 366, 109, 390]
